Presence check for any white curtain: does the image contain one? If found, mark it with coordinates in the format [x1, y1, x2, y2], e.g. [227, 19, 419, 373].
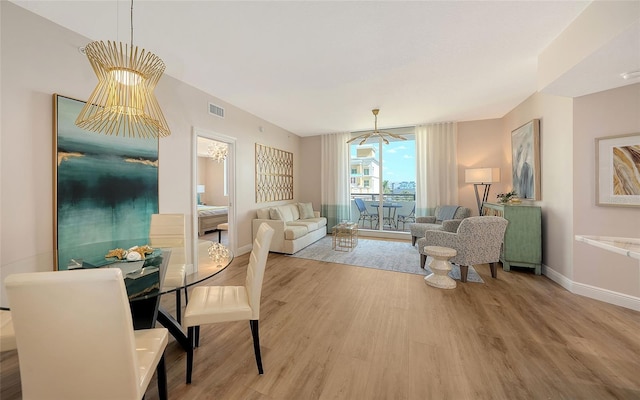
[415, 122, 458, 216]
[321, 132, 352, 228]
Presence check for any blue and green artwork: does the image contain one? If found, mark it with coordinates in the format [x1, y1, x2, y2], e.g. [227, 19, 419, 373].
[55, 95, 159, 269]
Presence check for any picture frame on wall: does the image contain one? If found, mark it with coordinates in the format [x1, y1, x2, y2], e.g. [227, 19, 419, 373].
[596, 132, 640, 207]
[53, 94, 159, 270]
[511, 119, 541, 200]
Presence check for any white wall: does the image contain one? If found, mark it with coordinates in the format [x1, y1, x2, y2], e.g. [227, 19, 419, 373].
[0, 2, 301, 305]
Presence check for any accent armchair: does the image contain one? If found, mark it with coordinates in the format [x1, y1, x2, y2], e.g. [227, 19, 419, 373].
[409, 205, 470, 245]
[417, 216, 508, 282]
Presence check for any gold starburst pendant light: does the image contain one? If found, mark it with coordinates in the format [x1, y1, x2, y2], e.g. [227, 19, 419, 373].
[75, 0, 170, 138]
[347, 109, 406, 145]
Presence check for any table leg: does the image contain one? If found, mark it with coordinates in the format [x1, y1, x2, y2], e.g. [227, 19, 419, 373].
[156, 306, 192, 351]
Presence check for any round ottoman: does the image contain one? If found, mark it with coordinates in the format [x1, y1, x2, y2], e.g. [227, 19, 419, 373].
[423, 245, 457, 289]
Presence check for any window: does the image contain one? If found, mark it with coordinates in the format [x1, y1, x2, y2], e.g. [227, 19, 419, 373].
[351, 168, 357, 175]
[364, 167, 370, 175]
[363, 179, 370, 187]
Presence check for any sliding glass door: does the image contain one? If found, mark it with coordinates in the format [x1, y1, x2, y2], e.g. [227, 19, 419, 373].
[349, 127, 415, 232]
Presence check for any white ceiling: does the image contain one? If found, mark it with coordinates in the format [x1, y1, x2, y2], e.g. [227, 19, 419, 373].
[10, 1, 639, 136]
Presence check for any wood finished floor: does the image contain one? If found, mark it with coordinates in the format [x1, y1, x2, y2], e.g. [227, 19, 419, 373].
[1, 242, 639, 399]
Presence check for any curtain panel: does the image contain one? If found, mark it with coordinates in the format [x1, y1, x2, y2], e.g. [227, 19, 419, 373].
[321, 132, 352, 229]
[415, 122, 459, 216]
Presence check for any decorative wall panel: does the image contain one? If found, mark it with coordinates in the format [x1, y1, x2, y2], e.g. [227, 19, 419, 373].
[255, 143, 293, 203]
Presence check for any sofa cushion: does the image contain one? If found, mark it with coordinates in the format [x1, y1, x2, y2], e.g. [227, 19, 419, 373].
[256, 208, 270, 219]
[284, 225, 308, 240]
[305, 217, 327, 228]
[288, 204, 300, 221]
[297, 202, 315, 219]
[276, 205, 296, 222]
[288, 220, 319, 231]
[269, 207, 285, 221]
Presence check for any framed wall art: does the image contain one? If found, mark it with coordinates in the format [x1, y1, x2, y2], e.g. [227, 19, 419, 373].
[255, 143, 293, 203]
[53, 94, 159, 269]
[511, 119, 541, 200]
[596, 132, 640, 207]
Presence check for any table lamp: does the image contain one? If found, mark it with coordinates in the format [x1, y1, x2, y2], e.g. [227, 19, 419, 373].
[465, 168, 500, 215]
[197, 185, 205, 205]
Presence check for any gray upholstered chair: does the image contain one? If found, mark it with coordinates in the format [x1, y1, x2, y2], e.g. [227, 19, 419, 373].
[409, 205, 470, 245]
[416, 216, 508, 282]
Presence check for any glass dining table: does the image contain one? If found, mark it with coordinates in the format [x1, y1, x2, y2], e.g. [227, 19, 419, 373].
[58, 238, 234, 352]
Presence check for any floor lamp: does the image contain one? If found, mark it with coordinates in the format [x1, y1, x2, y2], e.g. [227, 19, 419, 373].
[465, 168, 500, 215]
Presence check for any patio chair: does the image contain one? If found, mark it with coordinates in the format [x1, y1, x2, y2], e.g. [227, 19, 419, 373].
[354, 198, 379, 229]
[396, 204, 416, 231]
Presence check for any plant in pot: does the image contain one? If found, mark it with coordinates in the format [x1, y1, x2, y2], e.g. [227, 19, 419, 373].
[496, 190, 518, 204]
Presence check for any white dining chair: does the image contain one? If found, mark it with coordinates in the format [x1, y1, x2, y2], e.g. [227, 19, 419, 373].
[0, 309, 16, 352]
[5, 269, 169, 400]
[149, 213, 188, 322]
[183, 223, 274, 384]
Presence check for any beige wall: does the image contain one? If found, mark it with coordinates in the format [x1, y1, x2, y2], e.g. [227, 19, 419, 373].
[573, 84, 640, 299]
[197, 157, 227, 206]
[457, 119, 505, 216]
[502, 92, 575, 281]
[298, 136, 322, 210]
[0, 2, 301, 304]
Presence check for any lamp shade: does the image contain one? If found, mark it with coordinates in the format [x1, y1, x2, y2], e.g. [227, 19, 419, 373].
[197, 185, 206, 194]
[465, 168, 500, 184]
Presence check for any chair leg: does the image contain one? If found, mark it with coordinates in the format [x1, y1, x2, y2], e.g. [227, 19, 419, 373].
[195, 326, 200, 347]
[412, 236, 417, 246]
[420, 254, 426, 269]
[186, 327, 195, 384]
[175, 290, 181, 324]
[460, 265, 469, 283]
[250, 320, 264, 374]
[156, 353, 168, 400]
[490, 262, 498, 279]
[184, 286, 189, 304]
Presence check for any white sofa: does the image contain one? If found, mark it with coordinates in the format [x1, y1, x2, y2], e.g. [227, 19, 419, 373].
[252, 203, 327, 254]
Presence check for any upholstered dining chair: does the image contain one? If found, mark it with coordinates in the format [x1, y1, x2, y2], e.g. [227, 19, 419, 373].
[5, 268, 169, 400]
[183, 223, 275, 384]
[0, 309, 16, 353]
[354, 198, 379, 229]
[149, 213, 188, 322]
[417, 216, 508, 282]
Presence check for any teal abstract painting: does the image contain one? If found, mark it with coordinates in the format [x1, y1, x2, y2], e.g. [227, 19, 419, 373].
[54, 95, 159, 269]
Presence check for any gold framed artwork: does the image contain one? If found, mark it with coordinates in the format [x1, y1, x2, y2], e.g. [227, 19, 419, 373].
[596, 133, 640, 207]
[511, 119, 541, 200]
[255, 143, 293, 203]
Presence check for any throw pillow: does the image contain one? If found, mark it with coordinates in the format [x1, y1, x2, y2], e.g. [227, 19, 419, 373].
[269, 207, 284, 221]
[298, 202, 315, 219]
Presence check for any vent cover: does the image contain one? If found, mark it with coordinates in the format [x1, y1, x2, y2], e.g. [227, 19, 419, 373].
[208, 103, 225, 118]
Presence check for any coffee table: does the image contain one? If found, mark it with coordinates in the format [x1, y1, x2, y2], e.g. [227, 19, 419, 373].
[332, 223, 359, 252]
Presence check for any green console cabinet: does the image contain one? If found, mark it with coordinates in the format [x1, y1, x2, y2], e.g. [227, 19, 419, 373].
[482, 202, 541, 275]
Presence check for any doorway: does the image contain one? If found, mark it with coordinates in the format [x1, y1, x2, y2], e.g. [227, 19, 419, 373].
[192, 128, 236, 270]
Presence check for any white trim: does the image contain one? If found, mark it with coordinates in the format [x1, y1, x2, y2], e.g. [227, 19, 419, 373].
[543, 264, 640, 311]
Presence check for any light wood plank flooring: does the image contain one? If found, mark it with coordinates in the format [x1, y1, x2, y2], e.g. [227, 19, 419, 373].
[2, 243, 639, 399]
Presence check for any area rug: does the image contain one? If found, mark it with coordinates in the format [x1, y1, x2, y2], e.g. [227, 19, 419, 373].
[287, 237, 484, 283]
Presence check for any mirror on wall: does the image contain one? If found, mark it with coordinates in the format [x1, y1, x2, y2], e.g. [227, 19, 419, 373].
[194, 135, 233, 268]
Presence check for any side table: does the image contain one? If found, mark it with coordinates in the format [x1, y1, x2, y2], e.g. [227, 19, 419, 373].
[423, 245, 457, 289]
[332, 223, 358, 252]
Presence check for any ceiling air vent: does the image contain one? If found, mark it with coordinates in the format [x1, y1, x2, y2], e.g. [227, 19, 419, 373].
[208, 103, 225, 118]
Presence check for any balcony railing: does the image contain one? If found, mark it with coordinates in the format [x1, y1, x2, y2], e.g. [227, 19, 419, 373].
[350, 193, 415, 231]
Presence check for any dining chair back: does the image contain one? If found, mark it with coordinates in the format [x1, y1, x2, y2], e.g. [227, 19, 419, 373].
[5, 269, 168, 400]
[0, 310, 16, 352]
[149, 213, 188, 322]
[183, 223, 275, 383]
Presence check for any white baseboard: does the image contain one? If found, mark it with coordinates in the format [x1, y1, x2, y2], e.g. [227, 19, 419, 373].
[543, 265, 640, 312]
